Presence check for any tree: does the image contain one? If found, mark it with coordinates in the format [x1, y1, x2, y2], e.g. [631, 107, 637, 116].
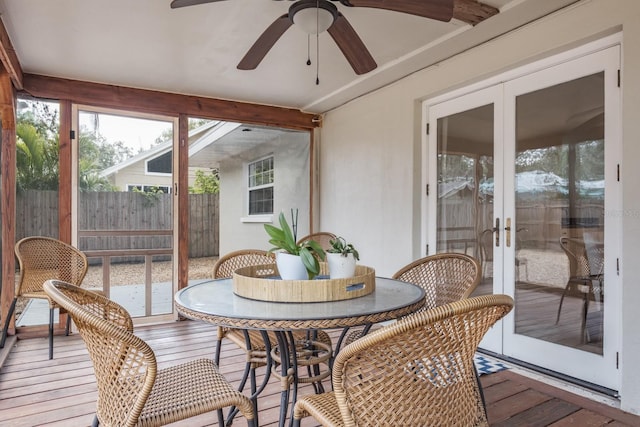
[76, 125, 133, 191]
[17, 100, 59, 140]
[190, 169, 220, 194]
[15, 121, 59, 191]
[16, 99, 127, 192]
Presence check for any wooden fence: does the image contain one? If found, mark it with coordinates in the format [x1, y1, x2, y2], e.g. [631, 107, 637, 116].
[15, 190, 602, 259]
[438, 197, 604, 254]
[15, 190, 219, 260]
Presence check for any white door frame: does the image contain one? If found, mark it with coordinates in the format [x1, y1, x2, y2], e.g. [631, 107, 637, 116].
[425, 84, 505, 352]
[422, 37, 621, 391]
[500, 45, 620, 391]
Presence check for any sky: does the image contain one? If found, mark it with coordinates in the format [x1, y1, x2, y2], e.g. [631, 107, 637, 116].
[78, 110, 173, 153]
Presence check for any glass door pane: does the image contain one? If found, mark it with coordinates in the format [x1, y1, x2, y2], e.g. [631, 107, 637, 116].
[503, 45, 619, 390]
[436, 104, 495, 295]
[75, 107, 177, 322]
[428, 85, 504, 353]
[513, 73, 605, 354]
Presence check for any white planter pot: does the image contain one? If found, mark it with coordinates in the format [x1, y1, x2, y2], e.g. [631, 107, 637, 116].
[276, 252, 308, 280]
[327, 253, 357, 279]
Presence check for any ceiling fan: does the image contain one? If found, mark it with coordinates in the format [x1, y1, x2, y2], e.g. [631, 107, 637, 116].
[170, 0, 455, 75]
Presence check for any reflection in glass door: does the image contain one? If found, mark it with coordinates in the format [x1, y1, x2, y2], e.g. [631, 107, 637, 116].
[503, 45, 620, 391]
[513, 74, 605, 355]
[436, 104, 496, 292]
[428, 86, 505, 352]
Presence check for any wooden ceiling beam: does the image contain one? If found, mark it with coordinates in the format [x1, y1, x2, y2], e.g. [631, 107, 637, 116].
[21, 73, 319, 130]
[0, 18, 23, 90]
[453, 0, 500, 26]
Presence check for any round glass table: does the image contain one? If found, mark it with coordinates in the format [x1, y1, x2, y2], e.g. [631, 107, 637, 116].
[175, 277, 425, 426]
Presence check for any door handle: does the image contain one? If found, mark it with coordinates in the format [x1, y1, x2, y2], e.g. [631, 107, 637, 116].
[493, 218, 500, 247]
[505, 218, 511, 248]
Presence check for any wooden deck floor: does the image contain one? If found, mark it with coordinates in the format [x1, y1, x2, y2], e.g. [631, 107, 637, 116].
[1, 320, 638, 426]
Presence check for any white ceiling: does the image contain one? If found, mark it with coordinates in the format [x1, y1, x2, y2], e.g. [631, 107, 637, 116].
[0, 0, 580, 114]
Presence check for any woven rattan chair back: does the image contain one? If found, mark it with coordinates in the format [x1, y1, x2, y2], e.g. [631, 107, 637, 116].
[342, 253, 481, 348]
[296, 232, 337, 251]
[560, 236, 591, 279]
[294, 294, 513, 427]
[392, 252, 481, 310]
[556, 237, 602, 342]
[213, 249, 275, 279]
[1, 236, 89, 358]
[15, 236, 88, 297]
[43, 280, 255, 427]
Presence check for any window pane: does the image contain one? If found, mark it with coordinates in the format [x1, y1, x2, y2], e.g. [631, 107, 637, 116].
[147, 151, 172, 174]
[249, 187, 273, 215]
[247, 156, 274, 215]
[514, 72, 604, 354]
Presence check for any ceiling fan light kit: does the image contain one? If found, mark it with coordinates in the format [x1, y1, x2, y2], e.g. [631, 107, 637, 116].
[291, 0, 338, 34]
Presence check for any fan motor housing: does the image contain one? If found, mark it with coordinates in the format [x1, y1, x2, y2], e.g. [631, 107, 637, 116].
[289, 0, 339, 29]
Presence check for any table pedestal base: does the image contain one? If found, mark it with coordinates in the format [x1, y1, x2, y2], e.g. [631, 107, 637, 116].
[271, 335, 333, 427]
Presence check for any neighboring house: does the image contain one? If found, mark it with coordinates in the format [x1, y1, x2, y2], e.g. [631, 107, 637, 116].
[99, 119, 310, 254]
[99, 120, 223, 192]
[216, 129, 310, 254]
[188, 123, 311, 254]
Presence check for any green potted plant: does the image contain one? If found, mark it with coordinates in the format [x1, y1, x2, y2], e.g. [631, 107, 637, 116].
[326, 236, 360, 279]
[264, 211, 326, 280]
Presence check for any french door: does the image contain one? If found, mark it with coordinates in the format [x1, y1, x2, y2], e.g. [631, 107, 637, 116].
[425, 44, 620, 390]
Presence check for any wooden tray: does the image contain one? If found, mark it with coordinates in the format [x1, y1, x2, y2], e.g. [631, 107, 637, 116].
[232, 263, 375, 302]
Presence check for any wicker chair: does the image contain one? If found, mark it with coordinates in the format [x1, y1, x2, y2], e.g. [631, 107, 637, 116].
[394, 252, 481, 309]
[1, 236, 90, 359]
[343, 252, 481, 345]
[296, 232, 337, 251]
[293, 294, 513, 427]
[212, 250, 333, 423]
[43, 279, 256, 427]
[557, 236, 603, 342]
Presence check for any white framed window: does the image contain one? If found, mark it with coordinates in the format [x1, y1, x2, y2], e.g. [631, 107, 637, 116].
[247, 155, 274, 215]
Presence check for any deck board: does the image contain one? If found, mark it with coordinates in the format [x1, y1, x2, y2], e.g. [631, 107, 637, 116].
[1, 320, 638, 426]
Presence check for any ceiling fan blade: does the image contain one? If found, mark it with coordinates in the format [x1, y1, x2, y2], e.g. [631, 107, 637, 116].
[237, 14, 293, 70]
[170, 0, 227, 9]
[327, 14, 376, 75]
[344, 0, 454, 22]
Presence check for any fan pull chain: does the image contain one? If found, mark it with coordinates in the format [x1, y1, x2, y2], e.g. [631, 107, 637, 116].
[316, 1, 320, 85]
[316, 31, 320, 85]
[306, 34, 311, 66]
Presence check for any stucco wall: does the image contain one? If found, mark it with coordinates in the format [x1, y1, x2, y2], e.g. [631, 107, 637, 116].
[219, 132, 310, 254]
[318, 0, 640, 414]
